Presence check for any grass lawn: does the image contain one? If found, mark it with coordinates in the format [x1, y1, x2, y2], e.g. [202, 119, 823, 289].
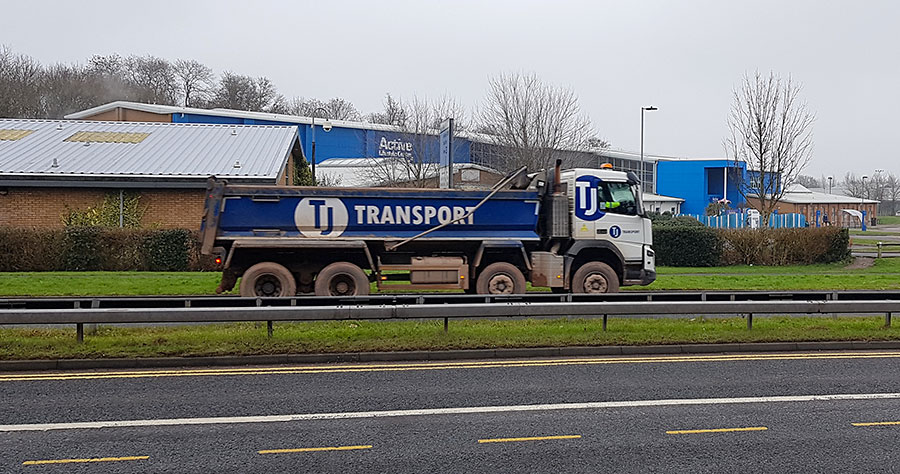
[876, 215, 900, 225]
[3, 258, 900, 296]
[850, 230, 898, 237]
[2, 316, 898, 360]
[0, 272, 224, 297]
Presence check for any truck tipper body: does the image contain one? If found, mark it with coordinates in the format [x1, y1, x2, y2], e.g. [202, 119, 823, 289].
[200, 164, 656, 296]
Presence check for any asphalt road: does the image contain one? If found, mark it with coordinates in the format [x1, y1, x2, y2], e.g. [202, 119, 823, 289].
[3, 351, 900, 473]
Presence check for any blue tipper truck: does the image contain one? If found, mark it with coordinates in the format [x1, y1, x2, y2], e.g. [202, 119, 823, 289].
[200, 162, 656, 296]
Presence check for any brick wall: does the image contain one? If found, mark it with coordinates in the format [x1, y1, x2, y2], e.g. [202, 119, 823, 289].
[0, 187, 206, 229]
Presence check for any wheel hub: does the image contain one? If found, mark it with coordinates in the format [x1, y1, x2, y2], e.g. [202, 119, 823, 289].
[255, 275, 281, 297]
[489, 275, 514, 294]
[583, 273, 608, 293]
[330, 274, 355, 296]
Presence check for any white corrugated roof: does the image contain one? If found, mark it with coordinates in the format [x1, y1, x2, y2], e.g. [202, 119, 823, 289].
[751, 184, 879, 204]
[64, 101, 413, 134]
[642, 192, 684, 203]
[0, 119, 297, 184]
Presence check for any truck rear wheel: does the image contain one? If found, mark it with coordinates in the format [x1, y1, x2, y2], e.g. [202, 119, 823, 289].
[476, 262, 526, 295]
[572, 262, 619, 294]
[315, 262, 370, 297]
[239, 262, 296, 297]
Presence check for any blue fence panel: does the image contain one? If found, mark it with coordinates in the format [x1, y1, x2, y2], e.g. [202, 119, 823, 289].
[682, 212, 807, 229]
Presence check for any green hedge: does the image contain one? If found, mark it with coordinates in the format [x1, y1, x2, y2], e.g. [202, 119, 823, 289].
[653, 226, 722, 267]
[0, 227, 215, 272]
[653, 226, 850, 267]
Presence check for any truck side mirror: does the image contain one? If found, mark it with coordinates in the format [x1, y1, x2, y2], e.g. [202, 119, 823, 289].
[626, 171, 640, 187]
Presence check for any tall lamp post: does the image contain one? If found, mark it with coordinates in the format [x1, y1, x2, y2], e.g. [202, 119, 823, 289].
[827, 176, 833, 194]
[862, 175, 869, 230]
[310, 107, 332, 185]
[640, 106, 658, 193]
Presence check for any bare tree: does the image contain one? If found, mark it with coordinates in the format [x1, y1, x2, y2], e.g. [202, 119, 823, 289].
[283, 96, 361, 120]
[476, 72, 594, 173]
[173, 59, 214, 107]
[122, 55, 178, 105]
[796, 174, 821, 188]
[211, 72, 282, 112]
[0, 46, 43, 118]
[366, 93, 407, 127]
[844, 171, 893, 204]
[886, 174, 900, 216]
[364, 94, 469, 188]
[725, 71, 815, 226]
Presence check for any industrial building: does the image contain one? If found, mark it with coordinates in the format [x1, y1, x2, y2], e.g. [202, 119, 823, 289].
[0, 119, 300, 229]
[63, 101, 878, 226]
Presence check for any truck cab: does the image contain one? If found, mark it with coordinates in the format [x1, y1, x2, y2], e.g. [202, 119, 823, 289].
[562, 167, 655, 286]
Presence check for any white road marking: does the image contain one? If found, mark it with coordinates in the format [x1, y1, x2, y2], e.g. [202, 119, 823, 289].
[3, 392, 899, 432]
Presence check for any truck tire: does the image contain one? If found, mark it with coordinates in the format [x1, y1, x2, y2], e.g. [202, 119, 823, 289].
[315, 262, 370, 297]
[572, 262, 619, 294]
[476, 262, 526, 295]
[239, 262, 296, 297]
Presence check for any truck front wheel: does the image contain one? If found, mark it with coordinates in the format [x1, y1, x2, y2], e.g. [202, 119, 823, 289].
[572, 262, 619, 294]
[315, 262, 370, 297]
[476, 262, 526, 295]
[239, 262, 297, 297]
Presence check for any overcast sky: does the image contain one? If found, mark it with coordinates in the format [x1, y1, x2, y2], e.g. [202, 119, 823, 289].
[2, 0, 897, 178]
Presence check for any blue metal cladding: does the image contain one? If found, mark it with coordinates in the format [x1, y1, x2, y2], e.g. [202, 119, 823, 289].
[217, 188, 540, 240]
[173, 112, 471, 165]
[656, 160, 747, 215]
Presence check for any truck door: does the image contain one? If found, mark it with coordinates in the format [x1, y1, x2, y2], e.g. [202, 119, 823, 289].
[572, 175, 644, 261]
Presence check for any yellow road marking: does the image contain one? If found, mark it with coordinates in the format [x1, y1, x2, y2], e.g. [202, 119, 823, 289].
[478, 435, 581, 443]
[4, 351, 900, 382]
[852, 421, 900, 426]
[666, 426, 768, 435]
[23, 455, 148, 465]
[259, 445, 372, 454]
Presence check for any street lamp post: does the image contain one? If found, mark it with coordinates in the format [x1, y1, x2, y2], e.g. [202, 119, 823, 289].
[310, 107, 332, 185]
[862, 175, 869, 230]
[827, 176, 833, 194]
[640, 106, 657, 193]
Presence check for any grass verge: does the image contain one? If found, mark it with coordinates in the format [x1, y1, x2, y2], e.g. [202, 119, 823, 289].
[3, 258, 900, 296]
[1, 317, 898, 360]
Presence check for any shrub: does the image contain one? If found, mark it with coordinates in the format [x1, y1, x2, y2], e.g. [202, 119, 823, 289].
[143, 229, 192, 271]
[0, 228, 65, 271]
[653, 226, 721, 266]
[0, 227, 210, 272]
[651, 214, 704, 227]
[63, 227, 103, 271]
[719, 227, 850, 265]
[653, 225, 851, 267]
[62, 192, 145, 228]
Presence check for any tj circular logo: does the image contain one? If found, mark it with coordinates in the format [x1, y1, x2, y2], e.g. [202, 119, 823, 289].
[294, 198, 348, 238]
[609, 225, 622, 238]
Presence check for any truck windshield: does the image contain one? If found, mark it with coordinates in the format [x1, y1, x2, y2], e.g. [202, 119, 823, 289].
[598, 182, 638, 216]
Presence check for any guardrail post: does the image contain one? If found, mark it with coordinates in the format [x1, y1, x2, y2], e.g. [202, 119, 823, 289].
[76, 323, 84, 343]
[267, 321, 274, 338]
[444, 317, 449, 333]
[602, 314, 608, 331]
[886, 312, 892, 328]
[878, 242, 883, 259]
[747, 313, 753, 330]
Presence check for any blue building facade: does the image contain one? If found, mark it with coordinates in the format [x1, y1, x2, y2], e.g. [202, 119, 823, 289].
[170, 112, 472, 167]
[656, 159, 747, 216]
